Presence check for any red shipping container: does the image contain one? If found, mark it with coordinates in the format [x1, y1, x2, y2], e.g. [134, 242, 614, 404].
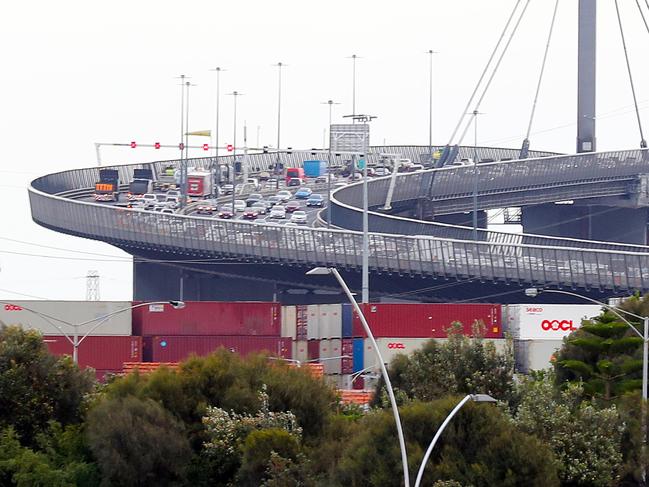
[352, 376, 365, 390]
[352, 303, 502, 339]
[44, 335, 142, 370]
[341, 338, 353, 374]
[148, 336, 292, 363]
[307, 340, 320, 362]
[132, 301, 280, 336]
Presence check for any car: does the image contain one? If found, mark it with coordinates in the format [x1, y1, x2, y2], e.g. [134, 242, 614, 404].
[266, 177, 278, 187]
[221, 183, 234, 194]
[251, 201, 268, 214]
[246, 193, 264, 206]
[246, 178, 261, 191]
[287, 177, 302, 187]
[315, 175, 328, 184]
[410, 164, 425, 171]
[142, 193, 158, 204]
[160, 208, 175, 215]
[295, 187, 313, 199]
[284, 222, 298, 227]
[348, 173, 363, 181]
[269, 205, 286, 219]
[285, 201, 301, 213]
[290, 211, 308, 224]
[166, 189, 180, 198]
[242, 208, 259, 220]
[218, 206, 234, 219]
[306, 194, 324, 207]
[196, 200, 218, 215]
[233, 200, 246, 212]
[374, 167, 391, 177]
[258, 171, 271, 181]
[276, 190, 292, 202]
[267, 195, 283, 206]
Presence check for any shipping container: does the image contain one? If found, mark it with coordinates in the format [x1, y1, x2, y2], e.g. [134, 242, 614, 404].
[504, 304, 601, 340]
[296, 305, 308, 340]
[342, 304, 353, 338]
[318, 304, 342, 339]
[352, 376, 365, 390]
[0, 301, 133, 336]
[352, 303, 502, 338]
[294, 340, 308, 363]
[306, 305, 319, 340]
[319, 338, 342, 375]
[302, 160, 328, 177]
[363, 337, 508, 371]
[353, 338, 364, 373]
[514, 340, 563, 373]
[281, 306, 297, 339]
[307, 340, 320, 362]
[132, 301, 280, 336]
[44, 335, 142, 370]
[341, 339, 353, 374]
[147, 336, 292, 363]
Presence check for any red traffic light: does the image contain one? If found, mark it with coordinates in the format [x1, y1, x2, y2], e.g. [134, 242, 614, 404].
[130, 141, 137, 148]
[179, 143, 185, 150]
[203, 143, 209, 151]
[154, 142, 161, 149]
[226, 144, 234, 152]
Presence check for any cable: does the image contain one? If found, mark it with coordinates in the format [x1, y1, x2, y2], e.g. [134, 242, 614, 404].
[447, 0, 523, 146]
[0, 288, 52, 300]
[636, 0, 649, 36]
[457, 0, 532, 147]
[523, 0, 559, 148]
[0, 236, 132, 259]
[615, 0, 647, 148]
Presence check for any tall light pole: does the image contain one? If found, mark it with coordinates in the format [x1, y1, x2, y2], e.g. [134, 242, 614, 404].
[274, 62, 286, 189]
[184, 81, 196, 205]
[321, 99, 340, 229]
[177, 75, 188, 208]
[525, 287, 648, 483]
[306, 267, 410, 487]
[228, 91, 243, 212]
[427, 50, 437, 162]
[414, 394, 496, 487]
[0, 301, 185, 364]
[210, 67, 225, 190]
[347, 54, 361, 122]
[470, 110, 484, 241]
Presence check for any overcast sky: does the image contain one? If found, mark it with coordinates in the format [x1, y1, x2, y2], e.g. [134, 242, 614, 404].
[2, 0, 649, 301]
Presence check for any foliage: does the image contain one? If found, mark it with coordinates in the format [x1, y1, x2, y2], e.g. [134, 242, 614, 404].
[262, 451, 315, 487]
[514, 372, 624, 486]
[237, 428, 301, 487]
[337, 397, 558, 487]
[86, 396, 191, 487]
[554, 309, 643, 400]
[0, 326, 95, 446]
[374, 323, 516, 405]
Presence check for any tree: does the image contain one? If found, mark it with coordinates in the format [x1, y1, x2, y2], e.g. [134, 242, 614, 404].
[514, 372, 624, 486]
[336, 398, 558, 487]
[0, 326, 94, 446]
[374, 324, 516, 406]
[554, 310, 643, 401]
[85, 396, 191, 487]
[237, 428, 301, 487]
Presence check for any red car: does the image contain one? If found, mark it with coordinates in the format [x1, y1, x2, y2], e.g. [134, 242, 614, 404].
[218, 207, 234, 219]
[243, 209, 259, 220]
[285, 201, 301, 213]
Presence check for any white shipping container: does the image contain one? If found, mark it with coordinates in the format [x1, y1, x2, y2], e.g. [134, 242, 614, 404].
[306, 305, 319, 340]
[318, 304, 342, 339]
[505, 304, 601, 340]
[281, 306, 297, 339]
[294, 340, 308, 364]
[0, 301, 133, 336]
[363, 337, 509, 371]
[319, 338, 342, 375]
[515, 339, 563, 373]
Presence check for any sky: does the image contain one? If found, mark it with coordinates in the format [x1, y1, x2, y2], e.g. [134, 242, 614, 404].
[2, 0, 649, 301]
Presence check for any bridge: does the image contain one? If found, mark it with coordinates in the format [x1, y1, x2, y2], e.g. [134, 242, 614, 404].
[28, 145, 649, 304]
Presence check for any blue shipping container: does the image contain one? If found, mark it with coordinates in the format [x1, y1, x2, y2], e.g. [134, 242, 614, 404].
[303, 160, 327, 177]
[353, 338, 364, 373]
[342, 303, 353, 338]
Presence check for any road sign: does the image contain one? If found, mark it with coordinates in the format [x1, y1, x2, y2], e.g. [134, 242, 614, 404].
[202, 143, 209, 151]
[154, 142, 161, 149]
[179, 143, 185, 150]
[226, 144, 234, 152]
[130, 141, 137, 148]
[357, 158, 366, 170]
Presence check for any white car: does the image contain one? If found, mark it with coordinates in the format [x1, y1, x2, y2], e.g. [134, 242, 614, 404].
[290, 210, 307, 224]
[374, 167, 391, 177]
[233, 200, 246, 212]
[269, 205, 286, 219]
[276, 190, 292, 202]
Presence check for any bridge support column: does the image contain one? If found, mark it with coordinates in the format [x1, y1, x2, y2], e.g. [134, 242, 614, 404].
[521, 204, 648, 245]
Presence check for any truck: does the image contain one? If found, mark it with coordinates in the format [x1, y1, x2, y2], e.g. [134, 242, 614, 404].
[154, 165, 180, 191]
[285, 167, 305, 185]
[93, 169, 120, 202]
[187, 170, 213, 198]
[128, 168, 154, 201]
[302, 160, 327, 178]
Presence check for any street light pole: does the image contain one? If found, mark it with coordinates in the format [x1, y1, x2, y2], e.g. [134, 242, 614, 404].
[307, 267, 409, 487]
[210, 67, 225, 189]
[525, 287, 648, 483]
[347, 54, 361, 123]
[274, 62, 285, 190]
[414, 394, 496, 487]
[471, 110, 483, 241]
[228, 91, 243, 212]
[427, 49, 437, 162]
[321, 100, 340, 229]
[177, 75, 187, 209]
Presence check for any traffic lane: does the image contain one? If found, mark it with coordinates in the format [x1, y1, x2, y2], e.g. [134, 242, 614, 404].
[231, 197, 324, 225]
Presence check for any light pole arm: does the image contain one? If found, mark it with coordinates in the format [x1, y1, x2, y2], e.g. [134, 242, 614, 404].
[0, 301, 75, 346]
[414, 395, 473, 487]
[330, 268, 410, 487]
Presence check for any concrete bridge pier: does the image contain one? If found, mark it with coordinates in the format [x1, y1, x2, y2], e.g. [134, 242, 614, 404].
[521, 203, 649, 245]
